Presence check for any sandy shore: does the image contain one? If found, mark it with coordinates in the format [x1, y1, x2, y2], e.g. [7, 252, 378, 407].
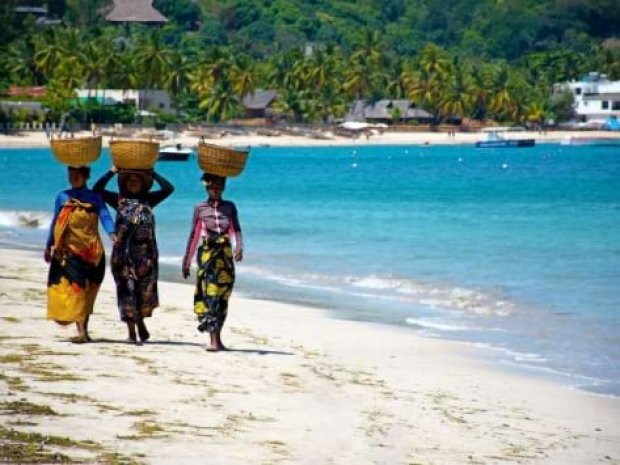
[1, 247, 619, 464]
[1, 129, 620, 149]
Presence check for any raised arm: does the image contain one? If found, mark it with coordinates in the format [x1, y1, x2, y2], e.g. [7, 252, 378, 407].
[92, 170, 119, 209]
[148, 172, 174, 207]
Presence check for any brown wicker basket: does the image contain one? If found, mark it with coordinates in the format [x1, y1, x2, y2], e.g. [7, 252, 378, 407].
[50, 136, 102, 166]
[109, 139, 159, 170]
[197, 142, 249, 177]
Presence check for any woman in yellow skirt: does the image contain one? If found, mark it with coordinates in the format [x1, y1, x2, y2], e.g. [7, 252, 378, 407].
[45, 166, 116, 343]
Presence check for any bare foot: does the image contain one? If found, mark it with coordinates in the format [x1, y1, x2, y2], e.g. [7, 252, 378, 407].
[137, 324, 150, 343]
[70, 336, 87, 344]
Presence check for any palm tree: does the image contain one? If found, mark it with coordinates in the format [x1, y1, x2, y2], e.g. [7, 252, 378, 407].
[164, 50, 191, 116]
[418, 43, 450, 77]
[488, 63, 516, 122]
[6, 38, 42, 85]
[134, 29, 173, 90]
[439, 59, 473, 121]
[312, 82, 348, 123]
[33, 30, 65, 80]
[404, 44, 452, 124]
[109, 49, 139, 90]
[199, 81, 240, 123]
[469, 63, 492, 121]
[268, 49, 304, 89]
[351, 28, 382, 67]
[230, 54, 257, 100]
[343, 61, 374, 100]
[273, 88, 310, 123]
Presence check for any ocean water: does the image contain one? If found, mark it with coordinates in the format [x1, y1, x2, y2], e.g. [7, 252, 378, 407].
[1, 143, 619, 395]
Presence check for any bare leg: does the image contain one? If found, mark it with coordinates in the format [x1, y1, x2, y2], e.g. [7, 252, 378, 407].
[216, 329, 227, 351]
[84, 315, 92, 342]
[137, 319, 150, 343]
[127, 322, 138, 344]
[72, 322, 87, 344]
[207, 332, 219, 352]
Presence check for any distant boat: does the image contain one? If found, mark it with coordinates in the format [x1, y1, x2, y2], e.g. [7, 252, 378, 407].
[475, 127, 535, 148]
[561, 136, 620, 146]
[158, 144, 193, 161]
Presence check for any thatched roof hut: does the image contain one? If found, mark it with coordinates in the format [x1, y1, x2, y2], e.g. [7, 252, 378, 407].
[106, 0, 168, 24]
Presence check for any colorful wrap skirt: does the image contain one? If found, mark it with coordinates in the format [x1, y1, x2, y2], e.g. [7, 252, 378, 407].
[111, 198, 159, 322]
[194, 234, 235, 333]
[47, 199, 105, 324]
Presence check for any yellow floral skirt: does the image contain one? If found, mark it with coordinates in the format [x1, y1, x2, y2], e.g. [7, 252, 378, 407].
[194, 235, 235, 333]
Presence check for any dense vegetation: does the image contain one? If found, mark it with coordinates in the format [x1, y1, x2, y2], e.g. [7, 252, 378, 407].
[1, 0, 619, 126]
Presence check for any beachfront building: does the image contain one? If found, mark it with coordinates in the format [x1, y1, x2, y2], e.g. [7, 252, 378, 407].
[0, 87, 46, 126]
[240, 90, 278, 119]
[75, 89, 173, 113]
[555, 72, 620, 123]
[345, 100, 432, 125]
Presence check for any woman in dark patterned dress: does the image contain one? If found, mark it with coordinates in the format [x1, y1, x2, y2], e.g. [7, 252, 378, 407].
[93, 166, 173, 344]
[182, 173, 243, 352]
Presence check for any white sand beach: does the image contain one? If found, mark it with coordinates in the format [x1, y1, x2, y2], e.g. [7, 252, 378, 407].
[1, 246, 619, 464]
[1, 129, 619, 149]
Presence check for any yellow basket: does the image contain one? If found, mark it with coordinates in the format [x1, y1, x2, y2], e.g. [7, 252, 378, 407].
[197, 142, 249, 177]
[109, 139, 159, 170]
[50, 136, 102, 166]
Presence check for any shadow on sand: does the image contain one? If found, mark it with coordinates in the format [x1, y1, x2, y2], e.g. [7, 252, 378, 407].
[92, 338, 294, 355]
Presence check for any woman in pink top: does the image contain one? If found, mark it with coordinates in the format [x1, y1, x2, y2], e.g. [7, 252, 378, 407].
[182, 173, 243, 351]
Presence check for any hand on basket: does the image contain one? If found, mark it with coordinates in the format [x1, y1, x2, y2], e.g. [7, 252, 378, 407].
[110, 165, 118, 174]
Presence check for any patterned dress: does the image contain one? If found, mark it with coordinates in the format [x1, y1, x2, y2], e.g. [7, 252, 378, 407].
[111, 198, 159, 322]
[93, 170, 173, 323]
[46, 188, 115, 324]
[183, 200, 243, 333]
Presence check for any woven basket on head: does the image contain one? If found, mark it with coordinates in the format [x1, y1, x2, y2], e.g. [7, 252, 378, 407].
[197, 142, 249, 177]
[50, 136, 102, 166]
[109, 139, 159, 170]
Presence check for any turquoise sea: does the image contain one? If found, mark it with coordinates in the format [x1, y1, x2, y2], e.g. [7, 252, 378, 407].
[1, 143, 619, 396]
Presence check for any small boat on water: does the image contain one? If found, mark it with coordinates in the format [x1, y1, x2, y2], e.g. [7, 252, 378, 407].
[475, 127, 535, 148]
[158, 144, 193, 161]
[560, 136, 620, 147]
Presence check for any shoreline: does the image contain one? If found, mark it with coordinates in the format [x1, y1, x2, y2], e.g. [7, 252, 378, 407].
[1, 238, 618, 400]
[1, 246, 619, 464]
[1, 129, 620, 149]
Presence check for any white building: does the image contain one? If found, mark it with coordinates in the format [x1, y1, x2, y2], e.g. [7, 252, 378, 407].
[76, 89, 172, 113]
[556, 72, 620, 122]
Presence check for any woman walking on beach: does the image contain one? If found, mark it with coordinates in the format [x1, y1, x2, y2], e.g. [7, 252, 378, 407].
[93, 166, 174, 344]
[182, 173, 243, 352]
[45, 166, 116, 343]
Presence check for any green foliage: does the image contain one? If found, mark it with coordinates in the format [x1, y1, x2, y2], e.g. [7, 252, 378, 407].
[549, 88, 575, 123]
[79, 102, 137, 125]
[1, 0, 616, 125]
[154, 0, 202, 31]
